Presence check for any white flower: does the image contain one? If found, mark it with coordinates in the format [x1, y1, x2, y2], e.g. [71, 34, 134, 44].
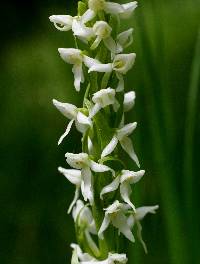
[71, 245, 127, 264]
[101, 122, 140, 167]
[72, 200, 100, 256]
[123, 91, 136, 112]
[127, 205, 159, 253]
[100, 169, 145, 210]
[85, 0, 138, 21]
[91, 21, 116, 53]
[81, 252, 127, 264]
[53, 99, 92, 145]
[65, 153, 115, 202]
[98, 200, 135, 242]
[88, 53, 136, 91]
[90, 88, 118, 118]
[58, 48, 84, 91]
[49, 14, 94, 41]
[116, 28, 134, 53]
[58, 167, 81, 213]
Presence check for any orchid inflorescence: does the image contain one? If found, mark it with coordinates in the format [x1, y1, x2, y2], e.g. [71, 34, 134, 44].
[50, 0, 158, 262]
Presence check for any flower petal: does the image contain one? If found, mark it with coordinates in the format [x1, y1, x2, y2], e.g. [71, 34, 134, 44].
[58, 166, 82, 185]
[104, 2, 124, 14]
[72, 18, 94, 39]
[101, 136, 118, 158]
[117, 28, 134, 50]
[98, 214, 110, 239]
[117, 122, 137, 140]
[58, 119, 74, 145]
[77, 112, 92, 126]
[58, 48, 82, 65]
[68, 187, 80, 214]
[81, 9, 96, 23]
[89, 103, 101, 118]
[103, 37, 117, 54]
[120, 1, 138, 19]
[123, 91, 136, 112]
[90, 161, 115, 176]
[90, 36, 102, 50]
[116, 73, 124, 92]
[72, 64, 83, 92]
[49, 15, 73, 31]
[112, 212, 135, 242]
[82, 167, 93, 202]
[53, 99, 77, 119]
[100, 176, 120, 199]
[88, 63, 113, 73]
[135, 205, 159, 221]
[120, 136, 140, 167]
[83, 55, 101, 68]
[120, 182, 135, 211]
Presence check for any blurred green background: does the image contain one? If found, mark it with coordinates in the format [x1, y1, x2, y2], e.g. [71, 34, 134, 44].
[0, 0, 200, 263]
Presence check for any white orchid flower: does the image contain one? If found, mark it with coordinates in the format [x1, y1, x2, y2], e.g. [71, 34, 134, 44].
[90, 88, 118, 118]
[98, 200, 135, 242]
[100, 169, 145, 210]
[58, 167, 81, 213]
[49, 14, 94, 42]
[116, 28, 134, 53]
[81, 252, 127, 264]
[58, 48, 85, 92]
[85, 0, 138, 22]
[72, 200, 100, 256]
[53, 99, 92, 145]
[123, 91, 136, 112]
[91, 21, 116, 53]
[88, 53, 136, 91]
[127, 205, 159, 253]
[65, 153, 115, 202]
[101, 122, 140, 167]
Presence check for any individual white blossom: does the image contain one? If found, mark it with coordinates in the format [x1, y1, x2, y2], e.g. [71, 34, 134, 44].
[72, 200, 100, 256]
[90, 88, 118, 118]
[85, 0, 138, 21]
[87, 53, 136, 91]
[123, 91, 136, 112]
[53, 99, 92, 145]
[58, 48, 84, 92]
[98, 200, 135, 242]
[91, 21, 116, 53]
[116, 28, 134, 54]
[71, 245, 127, 264]
[58, 48, 102, 91]
[100, 169, 145, 210]
[127, 205, 159, 253]
[65, 153, 115, 202]
[49, 14, 94, 42]
[101, 122, 140, 167]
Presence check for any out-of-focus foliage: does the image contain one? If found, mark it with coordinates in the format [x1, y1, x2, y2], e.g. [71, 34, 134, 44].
[0, 0, 199, 263]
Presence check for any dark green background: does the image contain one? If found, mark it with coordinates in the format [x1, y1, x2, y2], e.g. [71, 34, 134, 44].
[0, 0, 200, 263]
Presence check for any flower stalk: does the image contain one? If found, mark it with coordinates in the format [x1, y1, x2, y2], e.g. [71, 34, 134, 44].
[50, 0, 158, 262]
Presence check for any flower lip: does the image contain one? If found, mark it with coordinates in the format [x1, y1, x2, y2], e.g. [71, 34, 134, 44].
[116, 122, 137, 140]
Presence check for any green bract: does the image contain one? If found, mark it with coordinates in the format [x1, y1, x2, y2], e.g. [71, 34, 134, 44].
[49, 0, 158, 262]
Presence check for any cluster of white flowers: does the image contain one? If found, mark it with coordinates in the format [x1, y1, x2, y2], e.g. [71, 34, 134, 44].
[50, 0, 158, 262]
